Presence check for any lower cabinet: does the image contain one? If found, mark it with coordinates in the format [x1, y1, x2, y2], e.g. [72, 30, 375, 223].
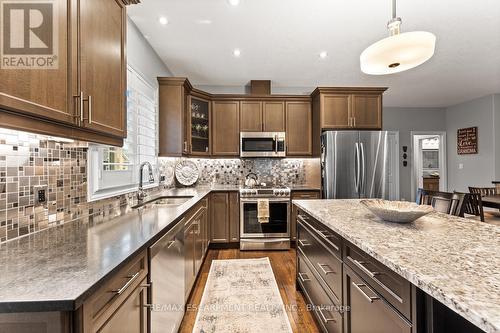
[344, 265, 412, 333]
[296, 209, 416, 333]
[98, 277, 148, 333]
[210, 192, 239, 244]
[290, 190, 320, 240]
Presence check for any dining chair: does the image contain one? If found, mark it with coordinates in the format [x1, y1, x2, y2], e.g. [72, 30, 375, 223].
[458, 192, 485, 222]
[468, 186, 498, 196]
[430, 193, 465, 217]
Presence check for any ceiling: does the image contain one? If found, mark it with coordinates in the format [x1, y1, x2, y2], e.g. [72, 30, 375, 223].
[128, 0, 500, 107]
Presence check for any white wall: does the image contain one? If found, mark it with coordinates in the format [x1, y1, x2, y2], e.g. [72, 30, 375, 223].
[495, 94, 500, 180]
[445, 95, 496, 192]
[383, 107, 446, 200]
[127, 17, 172, 86]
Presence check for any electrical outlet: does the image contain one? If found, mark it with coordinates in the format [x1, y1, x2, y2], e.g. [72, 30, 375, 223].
[34, 185, 48, 206]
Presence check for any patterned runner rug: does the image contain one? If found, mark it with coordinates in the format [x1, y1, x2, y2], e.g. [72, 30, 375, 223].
[192, 257, 293, 333]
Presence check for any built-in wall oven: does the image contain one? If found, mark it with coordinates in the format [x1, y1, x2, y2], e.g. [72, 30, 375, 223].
[240, 132, 286, 157]
[240, 186, 290, 250]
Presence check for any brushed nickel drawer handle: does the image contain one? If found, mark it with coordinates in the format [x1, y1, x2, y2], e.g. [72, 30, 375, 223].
[318, 308, 336, 324]
[298, 239, 311, 247]
[317, 263, 336, 275]
[112, 271, 141, 295]
[167, 240, 176, 249]
[348, 256, 380, 278]
[319, 231, 340, 251]
[298, 272, 310, 282]
[88, 95, 92, 124]
[352, 282, 380, 303]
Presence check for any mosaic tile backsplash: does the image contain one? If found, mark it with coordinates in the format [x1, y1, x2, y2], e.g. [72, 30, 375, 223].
[0, 128, 319, 244]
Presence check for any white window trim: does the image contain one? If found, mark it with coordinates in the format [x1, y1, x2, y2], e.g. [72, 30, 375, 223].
[87, 65, 159, 202]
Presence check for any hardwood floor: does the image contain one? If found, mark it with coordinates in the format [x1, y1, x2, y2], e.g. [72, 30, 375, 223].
[178, 248, 321, 333]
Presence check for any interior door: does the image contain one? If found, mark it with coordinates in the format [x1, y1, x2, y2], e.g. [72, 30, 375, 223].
[358, 131, 390, 199]
[321, 131, 359, 199]
[79, 0, 126, 137]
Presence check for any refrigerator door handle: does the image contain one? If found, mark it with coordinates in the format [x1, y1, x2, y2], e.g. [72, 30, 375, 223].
[360, 142, 366, 195]
[354, 142, 360, 193]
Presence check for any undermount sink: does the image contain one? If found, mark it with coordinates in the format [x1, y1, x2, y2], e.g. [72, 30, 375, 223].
[133, 196, 194, 209]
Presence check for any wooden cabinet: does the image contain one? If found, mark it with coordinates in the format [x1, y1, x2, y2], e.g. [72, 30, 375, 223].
[212, 101, 240, 156]
[286, 101, 312, 156]
[188, 96, 211, 155]
[80, 251, 149, 333]
[263, 101, 285, 131]
[98, 278, 148, 333]
[344, 266, 412, 333]
[290, 190, 320, 240]
[79, 0, 126, 138]
[229, 192, 240, 242]
[351, 94, 382, 129]
[0, 0, 129, 146]
[240, 101, 263, 131]
[312, 88, 386, 131]
[210, 192, 239, 243]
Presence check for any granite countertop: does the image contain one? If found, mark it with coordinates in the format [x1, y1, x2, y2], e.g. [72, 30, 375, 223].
[0, 187, 214, 313]
[293, 199, 500, 333]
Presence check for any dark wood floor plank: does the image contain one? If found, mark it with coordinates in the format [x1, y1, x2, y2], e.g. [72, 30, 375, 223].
[178, 248, 321, 333]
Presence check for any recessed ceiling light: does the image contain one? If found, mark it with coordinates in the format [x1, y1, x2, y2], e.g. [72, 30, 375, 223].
[232, 48, 241, 57]
[144, 35, 150, 39]
[158, 16, 168, 25]
[319, 51, 328, 59]
[228, 0, 240, 6]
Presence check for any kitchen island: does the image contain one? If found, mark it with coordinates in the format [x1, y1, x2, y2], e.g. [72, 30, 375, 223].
[293, 199, 500, 333]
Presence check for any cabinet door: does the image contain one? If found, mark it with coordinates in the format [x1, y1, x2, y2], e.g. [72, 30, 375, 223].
[189, 96, 211, 155]
[79, 0, 126, 137]
[351, 94, 382, 129]
[344, 267, 412, 333]
[0, 0, 75, 125]
[263, 101, 285, 132]
[240, 101, 263, 131]
[229, 192, 240, 242]
[286, 101, 312, 156]
[212, 101, 240, 155]
[210, 193, 229, 243]
[194, 212, 205, 272]
[321, 94, 351, 129]
[99, 278, 148, 333]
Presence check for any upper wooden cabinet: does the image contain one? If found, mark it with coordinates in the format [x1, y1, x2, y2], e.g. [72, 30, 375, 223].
[312, 87, 386, 130]
[79, 0, 126, 138]
[188, 96, 211, 156]
[0, 0, 129, 146]
[286, 101, 312, 156]
[240, 101, 263, 132]
[212, 100, 240, 156]
[263, 101, 285, 132]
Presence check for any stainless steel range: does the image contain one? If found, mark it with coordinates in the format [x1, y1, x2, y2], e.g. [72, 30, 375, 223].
[239, 185, 291, 250]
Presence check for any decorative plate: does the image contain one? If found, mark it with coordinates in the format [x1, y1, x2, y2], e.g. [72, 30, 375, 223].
[175, 160, 200, 186]
[360, 199, 434, 223]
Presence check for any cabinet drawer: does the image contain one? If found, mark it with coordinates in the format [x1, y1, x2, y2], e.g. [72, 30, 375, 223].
[297, 221, 342, 303]
[83, 250, 149, 330]
[297, 253, 343, 333]
[292, 191, 321, 199]
[298, 212, 342, 259]
[344, 265, 412, 333]
[344, 243, 412, 320]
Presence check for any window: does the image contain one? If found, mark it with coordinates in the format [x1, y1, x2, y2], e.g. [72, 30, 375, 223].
[88, 66, 158, 201]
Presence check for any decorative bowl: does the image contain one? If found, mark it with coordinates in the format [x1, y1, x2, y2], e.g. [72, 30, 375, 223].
[360, 199, 434, 223]
[175, 160, 200, 186]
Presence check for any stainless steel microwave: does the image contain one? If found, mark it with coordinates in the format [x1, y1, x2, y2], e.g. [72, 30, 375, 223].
[240, 132, 286, 157]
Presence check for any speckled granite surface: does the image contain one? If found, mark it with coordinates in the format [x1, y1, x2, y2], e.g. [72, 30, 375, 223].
[0, 187, 215, 312]
[293, 199, 500, 333]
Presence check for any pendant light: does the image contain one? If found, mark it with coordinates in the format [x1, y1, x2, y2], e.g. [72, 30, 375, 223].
[360, 0, 436, 75]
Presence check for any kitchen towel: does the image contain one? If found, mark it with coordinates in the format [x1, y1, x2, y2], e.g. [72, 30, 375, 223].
[257, 199, 269, 223]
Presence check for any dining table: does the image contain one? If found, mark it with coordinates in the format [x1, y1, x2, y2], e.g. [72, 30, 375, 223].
[482, 194, 500, 209]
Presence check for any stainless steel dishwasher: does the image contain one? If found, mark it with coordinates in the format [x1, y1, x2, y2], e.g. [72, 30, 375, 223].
[149, 218, 185, 333]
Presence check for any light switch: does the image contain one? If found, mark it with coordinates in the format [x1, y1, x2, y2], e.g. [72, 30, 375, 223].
[458, 163, 464, 169]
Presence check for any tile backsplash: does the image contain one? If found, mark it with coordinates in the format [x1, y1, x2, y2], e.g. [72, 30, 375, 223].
[0, 128, 319, 244]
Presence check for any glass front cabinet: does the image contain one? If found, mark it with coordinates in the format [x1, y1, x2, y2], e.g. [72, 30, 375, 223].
[188, 96, 210, 155]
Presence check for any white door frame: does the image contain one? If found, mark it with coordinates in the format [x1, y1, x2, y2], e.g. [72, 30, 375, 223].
[410, 131, 447, 202]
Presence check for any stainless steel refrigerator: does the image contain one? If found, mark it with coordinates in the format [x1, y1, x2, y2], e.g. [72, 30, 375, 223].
[321, 131, 399, 200]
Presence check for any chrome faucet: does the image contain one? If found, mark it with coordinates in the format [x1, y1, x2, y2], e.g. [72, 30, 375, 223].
[137, 161, 155, 201]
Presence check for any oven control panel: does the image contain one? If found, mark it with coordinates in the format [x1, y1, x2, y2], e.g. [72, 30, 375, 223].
[239, 188, 290, 197]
